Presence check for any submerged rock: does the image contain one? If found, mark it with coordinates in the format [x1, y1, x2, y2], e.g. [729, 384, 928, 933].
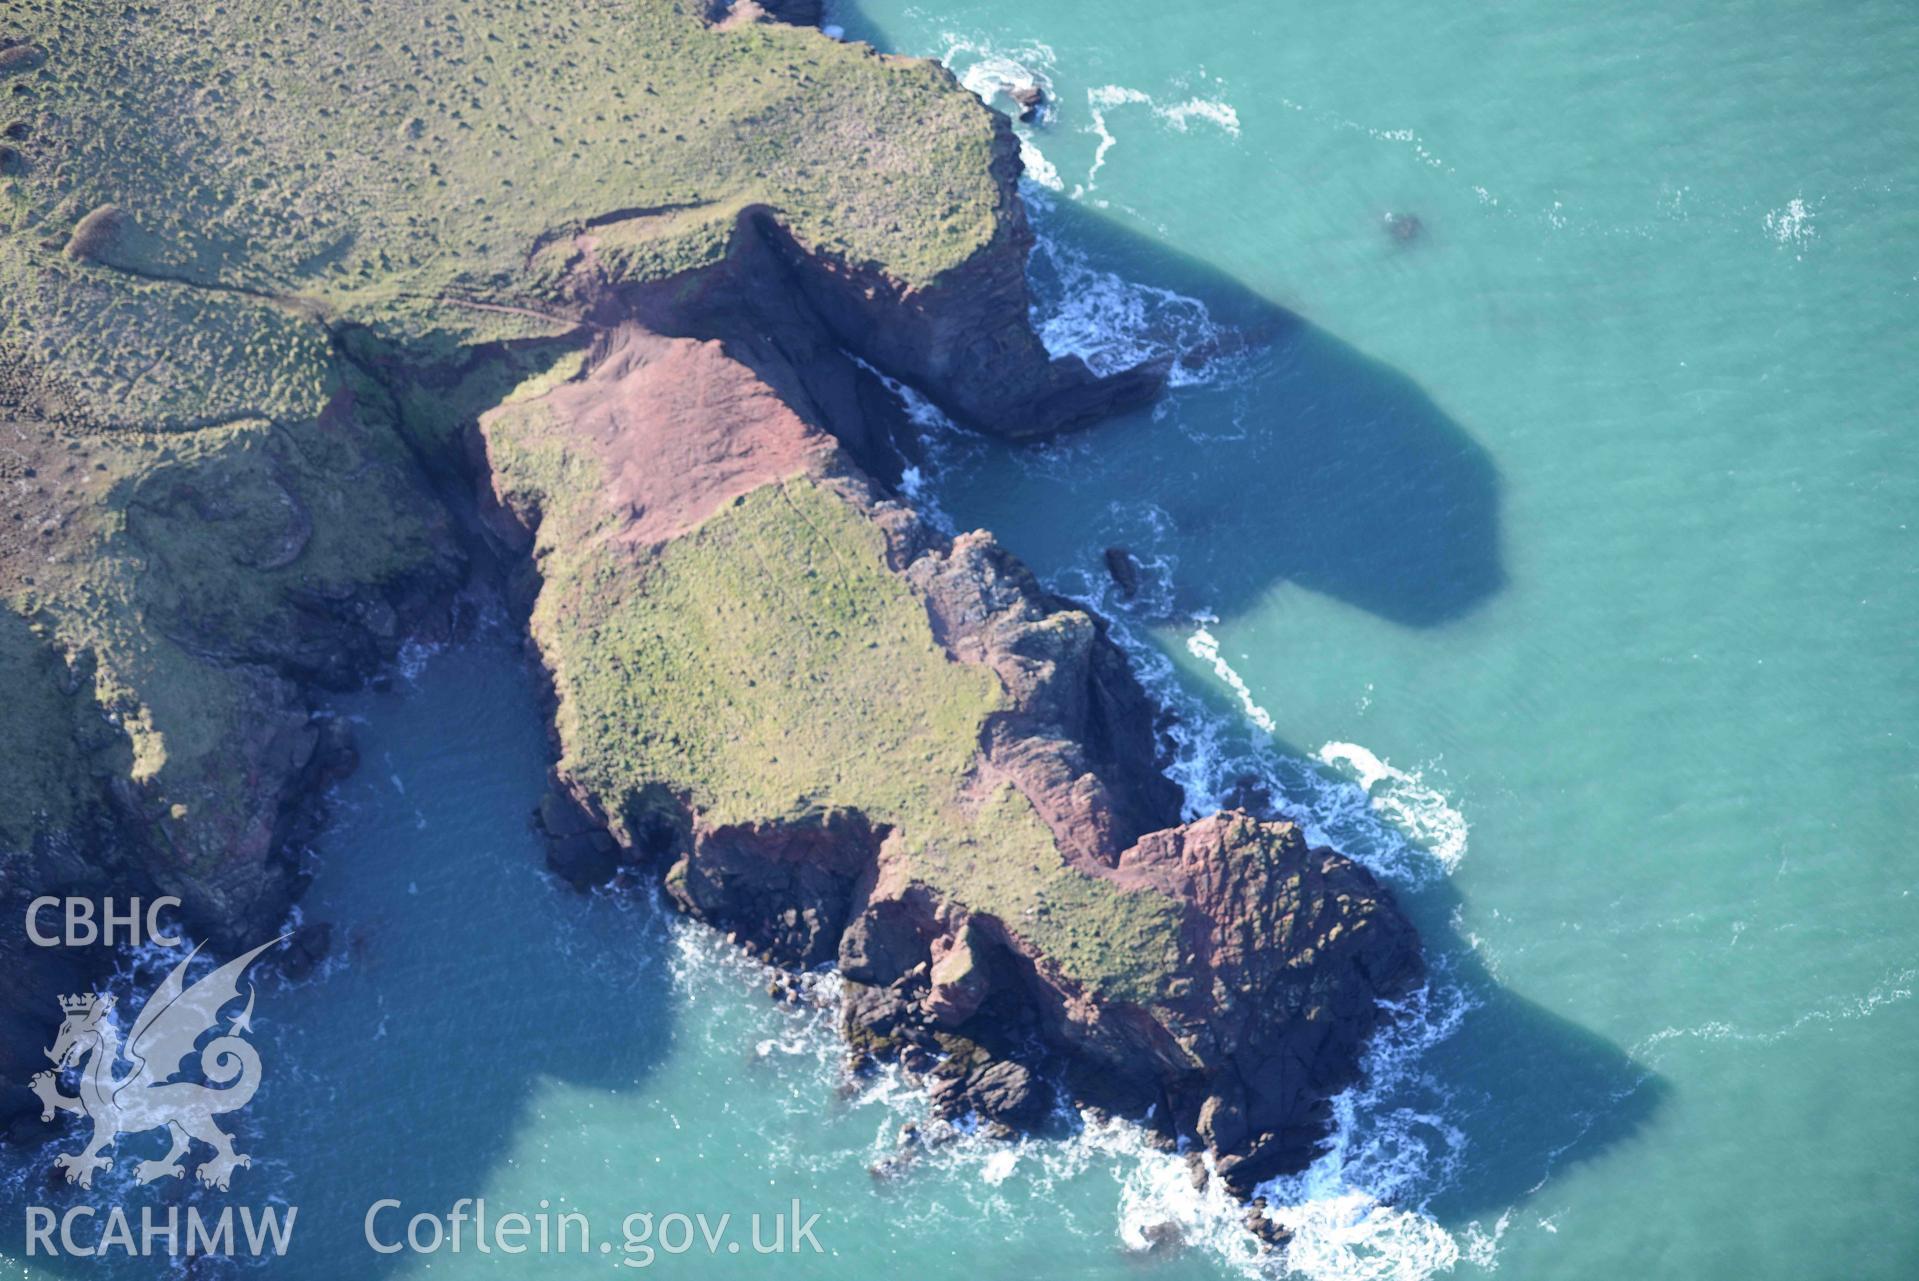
[1104, 545, 1142, 598]
[1244, 1200, 1294, 1250]
[1138, 1220, 1185, 1255]
[1385, 211, 1424, 243]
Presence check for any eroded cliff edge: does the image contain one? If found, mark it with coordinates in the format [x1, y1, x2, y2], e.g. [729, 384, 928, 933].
[0, 0, 1420, 1196]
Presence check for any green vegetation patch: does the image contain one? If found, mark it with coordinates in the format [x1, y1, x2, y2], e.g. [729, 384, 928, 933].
[905, 783, 1184, 1005]
[541, 478, 998, 829]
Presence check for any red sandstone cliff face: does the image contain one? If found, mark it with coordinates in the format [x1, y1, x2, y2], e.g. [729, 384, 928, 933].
[574, 122, 1165, 479]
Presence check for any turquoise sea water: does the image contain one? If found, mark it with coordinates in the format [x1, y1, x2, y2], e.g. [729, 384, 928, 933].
[5, 1, 1916, 1278]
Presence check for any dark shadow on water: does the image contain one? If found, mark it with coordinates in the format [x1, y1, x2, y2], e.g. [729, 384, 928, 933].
[1151, 665, 1668, 1228]
[0, 638, 683, 1280]
[941, 179, 1650, 1220]
[1015, 197, 1654, 1220]
[1398, 870, 1671, 1225]
[1025, 198, 1507, 630]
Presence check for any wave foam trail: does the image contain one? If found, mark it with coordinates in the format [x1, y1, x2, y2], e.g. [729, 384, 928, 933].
[1158, 97, 1241, 135]
[1631, 963, 1917, 1064]
[940, 32, 1057, 111]
[1018, 138, 1063, 191]
[1188, 619, 1277, 733]
[1082, 84, 1239, 193]
[1095, 609, 1467, 889]
[1084, 84, 1152, 190]
[846, 353, 980, 535]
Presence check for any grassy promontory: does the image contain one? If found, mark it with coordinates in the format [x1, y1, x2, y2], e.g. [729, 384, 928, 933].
[481, 373, 1186, 1002]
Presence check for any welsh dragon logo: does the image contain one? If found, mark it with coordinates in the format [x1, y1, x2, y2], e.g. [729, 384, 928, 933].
[29, 938, 281, 1191]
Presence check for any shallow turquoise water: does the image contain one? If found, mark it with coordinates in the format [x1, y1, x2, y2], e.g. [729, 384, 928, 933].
[5, 2, 1916, 1278]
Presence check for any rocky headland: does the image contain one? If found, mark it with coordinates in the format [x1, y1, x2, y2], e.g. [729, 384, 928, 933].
[0, 0, 1419, 1197]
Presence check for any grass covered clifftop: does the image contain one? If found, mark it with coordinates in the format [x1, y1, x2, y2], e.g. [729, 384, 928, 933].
[0, 0, 1013, 907]
[2, 0, 1003, 424]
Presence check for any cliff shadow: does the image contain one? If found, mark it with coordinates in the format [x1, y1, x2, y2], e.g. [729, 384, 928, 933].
[1001, 205, 1657, 1220]
[1012, 196, 1507, 630]
[0, 637, 689, 1280]
[1395, 874, 1671, 1226]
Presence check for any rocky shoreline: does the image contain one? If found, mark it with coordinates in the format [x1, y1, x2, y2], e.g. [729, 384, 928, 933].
[465, 96, 1423, 1197]
[0, 0, 1422, 1214]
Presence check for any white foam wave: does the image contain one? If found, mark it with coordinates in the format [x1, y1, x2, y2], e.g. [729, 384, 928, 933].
[1764, 197, 1816, 258]
[1019, 137, 1064, 191]
[846, 353, 981, 535]
[1080, 84, 1239, 193]
[1315, 742, 1470, 873]
[942, 34, 1057, 113]
[1084, 84, 1152, 190]
[1157, 97, 1241, 135]
[1462, 1209, 1513, 1270]
[1035, 551, 1469, 890]
[1631, 963, 1916, 1064]
[395, 636, 442, 684]
[1025, 203, 1239, 388]
[936, 35, 1064, 192]
[1260, 976, 1478, 1281]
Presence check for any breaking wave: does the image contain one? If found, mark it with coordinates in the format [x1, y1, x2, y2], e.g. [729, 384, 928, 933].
[1159, 96, 1242, 135]
[1631, 963, 1917, 1064]
[938, 34, 1065, 189]
[1082, 83, 1239, 193]
[1025, 196, 1241, 388]
[1316, 742, 1470, 874]
[1186, 618, 1277, 733]
[1260, 974, 1477, 1281]
[941, 32, 1057, 118]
